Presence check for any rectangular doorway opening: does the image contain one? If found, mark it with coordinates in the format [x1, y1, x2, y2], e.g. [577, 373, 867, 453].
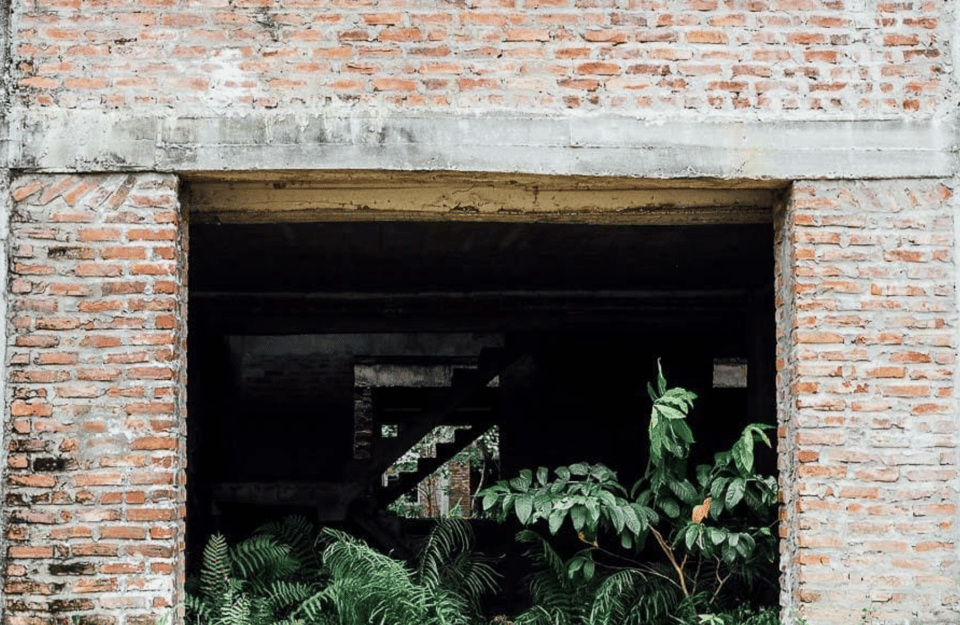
[184, 186, 780, 620]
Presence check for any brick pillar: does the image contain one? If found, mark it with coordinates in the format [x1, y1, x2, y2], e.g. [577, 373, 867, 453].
[775, 180, 959, 624]
[4, 174, 187, 625]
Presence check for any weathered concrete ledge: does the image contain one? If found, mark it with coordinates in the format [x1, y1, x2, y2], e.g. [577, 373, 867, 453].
[8, 110, 957, 181]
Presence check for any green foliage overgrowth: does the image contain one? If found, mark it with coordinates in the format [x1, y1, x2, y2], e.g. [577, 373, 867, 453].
[186, 517, 498, 625]
[189, 361, 781, 625]
[479, 361, 779, 624]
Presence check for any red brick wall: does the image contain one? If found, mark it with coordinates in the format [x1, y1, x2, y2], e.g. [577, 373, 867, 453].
[4, 174, 187, 625]
[448, 460, 472, 518]
[775, 179, 959, 623]
[13, 0, 949, 116]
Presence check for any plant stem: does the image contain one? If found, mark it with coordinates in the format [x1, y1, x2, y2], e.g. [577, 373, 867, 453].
[650, 527, 688, 597]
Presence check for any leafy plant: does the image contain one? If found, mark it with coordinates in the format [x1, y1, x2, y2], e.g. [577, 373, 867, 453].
[479, 361, 778, 624]
[186, 516, 498, 625]
[186, 520, 317, 625]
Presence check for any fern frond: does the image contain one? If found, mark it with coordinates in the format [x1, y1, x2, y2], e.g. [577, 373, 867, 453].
[256, 514, 321, 574]
[184, 591, 211, 624]
[218, 584, 254, 625]
[200, 533, 231, 608]
[513, 530, 592, 625]
[265, 579, 317, 612]
[416, 519, 500, 613]
[588, 567, 684, 625]
[320, 528, 471, 625]
[231, 534, 297, 581]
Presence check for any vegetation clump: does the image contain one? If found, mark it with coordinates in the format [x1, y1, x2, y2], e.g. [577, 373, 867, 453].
[478, 362, 778, 624]
[188, 362, 779, 625]
[187, 517, 497, 625]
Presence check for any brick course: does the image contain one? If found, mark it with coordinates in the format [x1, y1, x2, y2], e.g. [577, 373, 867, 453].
[776, 180, 959, 623]
[10, 0, 951, 116]
[4, 174, 186, 625]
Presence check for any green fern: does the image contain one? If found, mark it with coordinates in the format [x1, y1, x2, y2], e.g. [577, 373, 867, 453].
[256, 515, 322, 578]
[588, 566, 687, 625]
[416, 519, 500, 616]
[320, 527, 470, 625]
[199, 534, 231, 614]
[187, 526, 329, 625]
[511, 530, 593, 625]
[188, 517, 497, 625]
[231, 535, 296, 580]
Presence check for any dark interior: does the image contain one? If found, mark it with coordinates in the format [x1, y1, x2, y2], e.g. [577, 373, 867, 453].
[186, 219, 776, 602]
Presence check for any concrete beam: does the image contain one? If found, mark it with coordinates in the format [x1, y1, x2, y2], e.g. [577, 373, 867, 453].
[8, 110, 956, 181]
[185, 172, 778, 224]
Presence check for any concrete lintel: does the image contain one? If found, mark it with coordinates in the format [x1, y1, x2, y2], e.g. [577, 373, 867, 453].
[8, 109, 957, 180]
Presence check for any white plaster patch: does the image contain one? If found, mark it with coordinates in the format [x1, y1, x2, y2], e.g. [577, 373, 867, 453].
[200, 48, 266, 111]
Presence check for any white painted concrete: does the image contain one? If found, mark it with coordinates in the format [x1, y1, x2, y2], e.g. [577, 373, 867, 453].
[7, 110, 957, 181]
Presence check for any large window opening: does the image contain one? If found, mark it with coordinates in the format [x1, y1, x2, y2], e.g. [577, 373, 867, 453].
[186, 213, 777, 614]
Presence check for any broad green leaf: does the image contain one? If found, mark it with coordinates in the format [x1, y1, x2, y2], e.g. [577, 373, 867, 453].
[669, 479, 699, 505]
[656, 361, 667, 395]
[655, 404, 686, 420]
[606, 505, 625, 533]
[509, 477, 529, 491]
[567, 557, 584, 578]
[482, 492, 498, 511]
[659, 498, 680, 519]
[556, 466, 571, 482]
[620, 532, 633, 550]
[660, 387, 697, 408]
[747, 423, 774, 447]
[722, 544, 735, 564]
[684, 524, 700, 550]
[515, 493, 534, 525]
[534, 492, 553, 519]
[706, 527, 725, 546]
[569, 463, 590, 476]
[585, 501, 601, 526]
[548, 509, 564, 534]
[710, 477, 729, 500]
[571, 506, 587, 531]
[734, 430, 755, 474]
[621, 505, 641, 535]
[673, 420, 695, 445]
[583, 558, 595, 581]
[589, 464, 611, 481]
[635, 504, 659, 525]
[725, 478, 745, 509]
[735, 538, 750, 558]
[536, 467, 548, 486]
[598, 491, 617, 507]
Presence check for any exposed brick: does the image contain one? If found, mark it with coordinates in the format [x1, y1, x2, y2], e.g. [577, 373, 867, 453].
[776, 180, 958, 625]
[7, 174, 186, 624]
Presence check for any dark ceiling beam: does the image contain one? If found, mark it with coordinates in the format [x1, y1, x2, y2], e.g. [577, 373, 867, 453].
[188, 289, 754, 339]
